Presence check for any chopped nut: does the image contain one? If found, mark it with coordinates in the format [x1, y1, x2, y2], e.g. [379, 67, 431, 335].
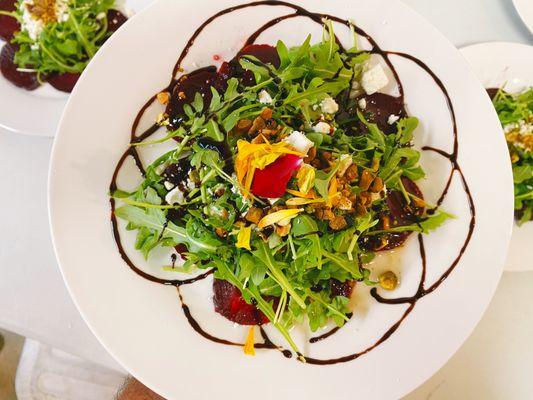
[329, 215, 347, 230]
[379, 271, 399, 291]
[356, 204, 367, 216]
[157, 92, 170, 105]
[214, 187, 226, 197]
[359, 169, 374, 191]
[345, 164, 358, 183]
[251, 135, 265, 144]
[337, 196, 353, 211]
[235, 119, 253, 134]
[245, 207, 263, 224]
[382, 215, 391, 230]
[370, 177, 384, 193]
[260, 108, 273, 120]
[304, 147, 317, 163]
[178, 91, 186, 99]
[249, 116, 266, 134]
[276, 224, 291, 237]
[215, 227, 227, 238]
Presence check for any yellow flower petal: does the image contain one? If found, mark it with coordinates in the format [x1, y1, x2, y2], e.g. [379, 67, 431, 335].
[296, 164, 315, 194]
[286, 197, 325, 206]
[286, 189, 317, 199]
[236, 226, 252, 250]
[244, 327, 255, 356]
[258, 208, 303, 229]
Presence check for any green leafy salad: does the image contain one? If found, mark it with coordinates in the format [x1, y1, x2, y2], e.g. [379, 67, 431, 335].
[0, 0, 126, 89]
[492, 88, 533, 224]
[112, 22, 451, 355]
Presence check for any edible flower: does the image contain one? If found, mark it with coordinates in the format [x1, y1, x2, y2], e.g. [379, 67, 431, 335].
[296, 164, 315, 194]
[236, 226, 252, 250]
[243, 326, 255, 356]
[258, 208, 303, 229]
[235, 139, 304, 198]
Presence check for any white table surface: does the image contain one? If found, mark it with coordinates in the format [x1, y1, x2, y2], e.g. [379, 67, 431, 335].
[0, 0, 532, 397]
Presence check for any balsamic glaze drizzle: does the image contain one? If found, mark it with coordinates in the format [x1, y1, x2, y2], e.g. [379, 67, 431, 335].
[109, 1, 475, 365]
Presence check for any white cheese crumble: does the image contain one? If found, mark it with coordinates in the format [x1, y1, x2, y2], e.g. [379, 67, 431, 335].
[320, 97, 339, 114]
[361, 64, 389, 95]
[163, 181, 175, 190]
[186, 178, 196, 191]
[358, 98, 367, 110]
[388, 114, 400, 125]
[284, 130, 314, 154]
[312, 121, 331, 134]
[258, 90, 273, 104]
[21, 2, 44, 41]
[165, 186, 186, 205]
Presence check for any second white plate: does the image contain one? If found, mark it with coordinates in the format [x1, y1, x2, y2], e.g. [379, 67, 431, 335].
[461, 41, 533, 272]
[0, 0, 155, 137]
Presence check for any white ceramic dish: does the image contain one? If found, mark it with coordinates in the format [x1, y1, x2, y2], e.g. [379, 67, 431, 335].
[461, 42, 533, 272]
[513, 0, 533, 34]
[49, 1, 513, 399]
[0, 0, 154, 137]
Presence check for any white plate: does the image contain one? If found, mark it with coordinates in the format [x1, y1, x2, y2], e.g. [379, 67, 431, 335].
[513, 0, 533, 33]
[460, 42, 533, 272]
[0, 0, 155, 137]
[49, 1, 513, 399]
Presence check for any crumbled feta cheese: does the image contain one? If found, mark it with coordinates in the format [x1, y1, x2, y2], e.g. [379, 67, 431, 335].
[186, 178, 196, 190]
[21, 2, 44, 41]
[388, 114, 400, 125]
[361, 64, 389, 95]
[312, 104, 319, 111]
[258, 90, 273, 105]
[284, 130, 314, 154]
[164, 181, 175, 190]
[320, 97, 339, 114]
[312, 122, 331, 134]
[358, 98, 367, 110]
[165, 186, 186, 205]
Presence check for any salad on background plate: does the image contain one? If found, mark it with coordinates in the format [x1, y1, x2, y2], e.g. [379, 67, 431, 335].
[489, 88, 533, 225]
[0, 0, 129, 92]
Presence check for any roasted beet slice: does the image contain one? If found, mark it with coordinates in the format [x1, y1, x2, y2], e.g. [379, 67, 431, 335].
[238, 44, 280, 69]
[213, 279, 271, 325]
[47, 72, 81, 92]
[166, 67, 222, 129]
[107, 9, 128, 32]
[356, 93, 406, 134]
[0, 0, 19, 42]
[361, 177, 424, 252]
[0, 43, 39, 90]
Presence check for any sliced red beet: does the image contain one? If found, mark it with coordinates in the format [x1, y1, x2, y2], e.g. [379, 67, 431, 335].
[165, 67, 224, 129]
[213, 279, 271, 325]
[355, 93, 406, 134]
[0, 0, 19, 42]
[107, 9, 128, 32]
[0, 42, 39, 90]
[238, 44, 280, 68]
[47, 72, 80, 92]
[219, 44, 280, 86]
[251, 154, 302, 198]
[360, 177, 424, 252]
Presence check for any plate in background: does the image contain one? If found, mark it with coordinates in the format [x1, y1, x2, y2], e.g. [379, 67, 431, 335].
[513, 0, 533, 33]
[0, 0, 155, 137]
[461, 41, 533, 272]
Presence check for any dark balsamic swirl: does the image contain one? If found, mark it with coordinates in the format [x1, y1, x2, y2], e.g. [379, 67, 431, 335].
[109, 1, 475, 365]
